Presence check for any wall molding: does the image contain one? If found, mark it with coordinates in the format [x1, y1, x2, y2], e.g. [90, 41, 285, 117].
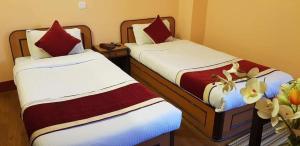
[0, 80, 16, 92]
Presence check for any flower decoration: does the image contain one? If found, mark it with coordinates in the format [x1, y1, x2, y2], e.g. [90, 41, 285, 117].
[227, 62, 240, 74]
[212, 62, 300, 145]
[241, 78, 267, 104]
[212, 70, 236, 93]
[255, 98, 279, 119]
[255, 98, 279, 126]
[279, 105, 300, 120]
[246, 67, 260, 78]
[213, 62, 262, 95]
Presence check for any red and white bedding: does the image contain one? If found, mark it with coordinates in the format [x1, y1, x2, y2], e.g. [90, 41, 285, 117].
[14, 50, 182, 146]
[126, 40, 293, 112]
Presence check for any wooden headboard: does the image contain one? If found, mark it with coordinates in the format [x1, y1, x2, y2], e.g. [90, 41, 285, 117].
[120, 16, 175, 44]
[9, 25, 92, 61]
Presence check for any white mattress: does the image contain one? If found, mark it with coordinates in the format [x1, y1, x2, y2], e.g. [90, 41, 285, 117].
[126, 40, 293, 112]
[14, 49, 182, 146]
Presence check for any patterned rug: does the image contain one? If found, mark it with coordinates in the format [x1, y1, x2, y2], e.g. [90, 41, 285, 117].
[228, 123, 289, 146]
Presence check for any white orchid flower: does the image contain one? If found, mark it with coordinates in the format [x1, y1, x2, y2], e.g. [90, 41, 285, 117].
[227, 62, 259, 78]
[227, 62, 247, 78]
[227, 62, 239, 74]
[279, 105, 300, 120]
[221, 70, 236, 93]
[255, 98, 280, 118]
[214, 70, 236, 93]
[247, 67, 260, 78]
[267, 104, 300, 133]
[255, 98, 280, 126]
[241, 78, 267, 104]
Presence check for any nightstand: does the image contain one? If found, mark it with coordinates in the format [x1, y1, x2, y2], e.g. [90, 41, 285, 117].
[93, 45, 130, 74]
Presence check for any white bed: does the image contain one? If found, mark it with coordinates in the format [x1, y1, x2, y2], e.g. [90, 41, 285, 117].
[14, 49, 182, 146]
[125, 40, 293, 112]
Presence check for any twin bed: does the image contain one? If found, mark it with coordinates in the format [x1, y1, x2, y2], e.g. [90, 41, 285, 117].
[10, 16, 293, 146]
[121, 17, 293, 140]
[10, 25, 181, 146]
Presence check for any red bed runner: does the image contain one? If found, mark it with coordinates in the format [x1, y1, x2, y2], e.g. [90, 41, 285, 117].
[23, 83, 161, 144]
[180, 60, 270, 100]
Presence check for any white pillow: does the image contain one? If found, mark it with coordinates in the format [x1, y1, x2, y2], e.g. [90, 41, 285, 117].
[132, 20, 170, 45]
[26, 28, 85, 59]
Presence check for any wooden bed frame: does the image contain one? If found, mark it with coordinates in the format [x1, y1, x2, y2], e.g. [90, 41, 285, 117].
[120, 16, 254, 141]
[9, 25, 174, 146]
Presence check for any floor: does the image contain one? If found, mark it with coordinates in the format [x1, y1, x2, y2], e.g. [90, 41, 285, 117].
[0, 90, 235, 146]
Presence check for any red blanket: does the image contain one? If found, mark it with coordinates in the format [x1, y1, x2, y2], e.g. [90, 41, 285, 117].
[180, 60, 270, 100]
[23, 83, 162, 144]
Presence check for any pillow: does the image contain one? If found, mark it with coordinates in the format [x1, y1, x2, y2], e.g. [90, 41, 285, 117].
[26, 23, 84, 59]
[34, 20, 81, 57]
[132, 19, 171, 45]
[144, 15, 172, 44]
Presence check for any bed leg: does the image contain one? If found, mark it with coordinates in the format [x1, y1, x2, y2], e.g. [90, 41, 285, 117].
[170, 131, 175, 146]
[249, 109, 269, 146]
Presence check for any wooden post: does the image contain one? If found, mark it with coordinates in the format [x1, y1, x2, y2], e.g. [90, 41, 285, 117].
[249, 108, 269, 146]
[170, 131, 175, 146]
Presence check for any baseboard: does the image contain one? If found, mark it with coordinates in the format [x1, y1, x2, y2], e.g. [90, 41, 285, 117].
[0, 80, 16, 92]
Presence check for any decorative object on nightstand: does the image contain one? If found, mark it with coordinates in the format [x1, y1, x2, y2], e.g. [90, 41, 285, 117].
[93, 43, 130, 74]
[99, 42, 121, 50]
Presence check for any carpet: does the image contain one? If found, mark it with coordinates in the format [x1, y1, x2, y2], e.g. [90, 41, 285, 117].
[228, 123, 289, 146]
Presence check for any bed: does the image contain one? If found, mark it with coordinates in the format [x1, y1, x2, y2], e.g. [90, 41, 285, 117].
[10, 25, 182, 146]
[120, 17, 293, 140]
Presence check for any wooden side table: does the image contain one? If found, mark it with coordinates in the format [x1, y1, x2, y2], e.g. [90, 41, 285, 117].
[93, 45, 130, 74]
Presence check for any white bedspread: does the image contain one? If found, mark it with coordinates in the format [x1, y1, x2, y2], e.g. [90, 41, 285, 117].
[14, 49, 182, 146]
[126, 40, 293, 112]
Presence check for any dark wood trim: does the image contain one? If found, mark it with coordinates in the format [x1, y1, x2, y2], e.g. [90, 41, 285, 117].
[0, 80, 16, 92]
[130, 57, 255, 141]
[212, 112, 225, 140]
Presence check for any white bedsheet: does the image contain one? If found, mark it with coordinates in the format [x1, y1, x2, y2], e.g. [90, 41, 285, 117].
[126, 40, 293, 112]
[14, 49, 182, 146]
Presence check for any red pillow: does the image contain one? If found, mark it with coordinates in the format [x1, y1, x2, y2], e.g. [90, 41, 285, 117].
[143, 15, 172, 44]
[35, 20, 80, 57]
